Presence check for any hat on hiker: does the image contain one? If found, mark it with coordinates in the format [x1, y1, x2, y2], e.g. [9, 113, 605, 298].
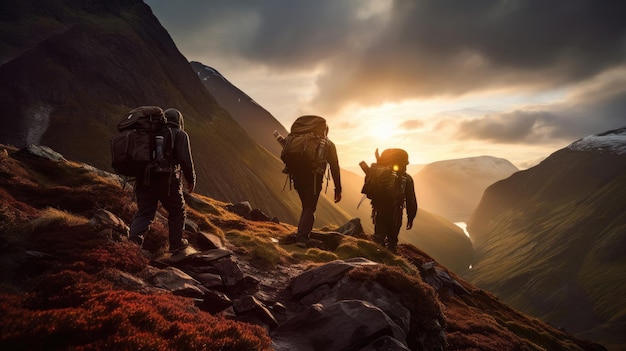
[164, 108, 184, 130]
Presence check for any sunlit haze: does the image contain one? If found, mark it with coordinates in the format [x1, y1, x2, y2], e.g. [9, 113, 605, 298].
[145, 0, 626, 170]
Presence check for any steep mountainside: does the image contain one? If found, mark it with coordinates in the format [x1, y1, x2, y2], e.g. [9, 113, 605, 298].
[414, 156, 519, 222]
[0, 143, 607, 351]
[190, 62, 289, 157]
[0, 0, 348, 228]
[467, 127, 626, 350]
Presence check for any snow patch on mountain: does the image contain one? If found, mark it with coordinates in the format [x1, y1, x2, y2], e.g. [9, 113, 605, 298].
[419, 156, 519, 178]
[567, 127, 626, 155]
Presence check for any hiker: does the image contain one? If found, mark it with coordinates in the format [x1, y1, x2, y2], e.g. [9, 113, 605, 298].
[128, 108, 196, 254]
[360, 148, 417, 253]
[276, 115, 342, 247]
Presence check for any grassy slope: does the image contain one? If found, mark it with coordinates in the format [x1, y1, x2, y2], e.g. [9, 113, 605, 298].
[467, 150, 626, 350]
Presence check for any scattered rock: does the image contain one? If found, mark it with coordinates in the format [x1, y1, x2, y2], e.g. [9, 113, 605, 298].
[19, 144, 66, 162]
[273, 300, 406, 351]
[233, 295, 279, 329]
[227, 201, 279, 222]
[149, 266, 206, 298]
[309, 231, 344, 250]
[335, 218, 365, 236]
[88, 209, 129, 241]
[194, 231, 223, 250]
[290, 258, 378, 296]
[421, 261, 469, 297]
[197, 289, 232, 314]
[226, 201, 253, 218]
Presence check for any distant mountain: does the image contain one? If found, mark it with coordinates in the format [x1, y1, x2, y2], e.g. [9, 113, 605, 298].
[190, 62, 288, 157]
[413, 156, 519, 222]
[0, 0, 348, 228]
[466, 127, 626, 350]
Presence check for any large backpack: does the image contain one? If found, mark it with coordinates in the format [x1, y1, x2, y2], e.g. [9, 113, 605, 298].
[280, 115, 329, 174]
[361, 148, 409, 203]
[110, 106, 174, 179]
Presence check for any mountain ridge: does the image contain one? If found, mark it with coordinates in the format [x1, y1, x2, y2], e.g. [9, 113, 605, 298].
[467, 127, 626, 350]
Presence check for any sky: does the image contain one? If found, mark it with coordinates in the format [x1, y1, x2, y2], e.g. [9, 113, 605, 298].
[145, 0, 626, 170]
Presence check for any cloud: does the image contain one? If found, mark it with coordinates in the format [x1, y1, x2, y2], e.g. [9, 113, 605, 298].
[456, 109, 560, 143]
[148, 1, 625, 95]
[399, 119, 424, 130]
[309, 0, 626, 113]
[146, 0, 626, 148]
[455, 68, 626, 143]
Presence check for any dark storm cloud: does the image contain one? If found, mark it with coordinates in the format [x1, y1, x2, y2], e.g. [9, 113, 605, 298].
[146, 0, 626, 137]
[146, 0, 370, 69]
[312, 0, 626, 111]
[147, 1, 625, 102]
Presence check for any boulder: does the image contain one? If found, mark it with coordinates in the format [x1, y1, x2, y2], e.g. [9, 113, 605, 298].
[149, 266, 207, 298]
[290, 258, 378, 296]
[274, 300, 406, 351]
[234, 295, 279, 329]
[88, 209, 129, 241]
[335, 218, 365, 236]
[197, 290, 232, 314]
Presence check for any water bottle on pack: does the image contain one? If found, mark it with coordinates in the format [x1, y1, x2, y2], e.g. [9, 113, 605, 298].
[155, 135, 164, 160]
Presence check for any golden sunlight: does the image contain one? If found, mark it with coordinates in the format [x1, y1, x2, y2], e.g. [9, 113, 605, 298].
[370, 119, 397, 141]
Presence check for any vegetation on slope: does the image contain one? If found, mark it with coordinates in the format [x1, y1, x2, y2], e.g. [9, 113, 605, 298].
[0, 144, 606, 350]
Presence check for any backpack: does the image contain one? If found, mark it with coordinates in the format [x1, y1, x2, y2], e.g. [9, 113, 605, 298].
[280, 115, 329, 174]
[110, 106, 175, 179]
[361, 148, 409, 203]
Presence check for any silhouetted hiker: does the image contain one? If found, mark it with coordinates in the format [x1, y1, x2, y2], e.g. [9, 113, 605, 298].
[360, 148, 417, 253]
[129, 108, 196, 254]
[276, 115, 342, 247]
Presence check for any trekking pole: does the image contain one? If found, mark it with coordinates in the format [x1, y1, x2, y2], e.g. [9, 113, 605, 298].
[324, 167, 331, 194]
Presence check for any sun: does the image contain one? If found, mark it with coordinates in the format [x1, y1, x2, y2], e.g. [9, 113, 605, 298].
[371, 120, 397, 141]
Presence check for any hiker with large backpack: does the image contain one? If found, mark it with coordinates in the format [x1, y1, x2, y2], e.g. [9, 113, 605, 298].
[360, 148, 417, 253]
[276, 115, 342, 247]
[111, 106, 196, 254]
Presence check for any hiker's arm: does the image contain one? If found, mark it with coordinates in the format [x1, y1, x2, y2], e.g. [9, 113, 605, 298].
[175, 131, 196, 191]
[327, 141, 342, 202]
[405, 175, 418, 229]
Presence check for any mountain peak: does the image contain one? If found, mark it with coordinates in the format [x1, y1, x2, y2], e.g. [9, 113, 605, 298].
[567, 126, 626, 155]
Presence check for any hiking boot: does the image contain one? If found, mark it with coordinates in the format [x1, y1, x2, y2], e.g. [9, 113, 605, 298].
[169, 238, 189, 254]
[129, 234, 144, 246]
[295, 233, 309, 248]
[279, 233, 298, 245]
[307, 239, 325, 250]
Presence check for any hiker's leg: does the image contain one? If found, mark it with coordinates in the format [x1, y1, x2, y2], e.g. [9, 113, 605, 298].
[161, 174, 186, 249]
[374, 205, 394, 249]
[374, 216, 392, 248]
[387, 228, 399, 253]
[295, 174, 321, 242]
[129, 182, 159, 245]
[387, 207, 404, 253]
[296, 188, 316, 240]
